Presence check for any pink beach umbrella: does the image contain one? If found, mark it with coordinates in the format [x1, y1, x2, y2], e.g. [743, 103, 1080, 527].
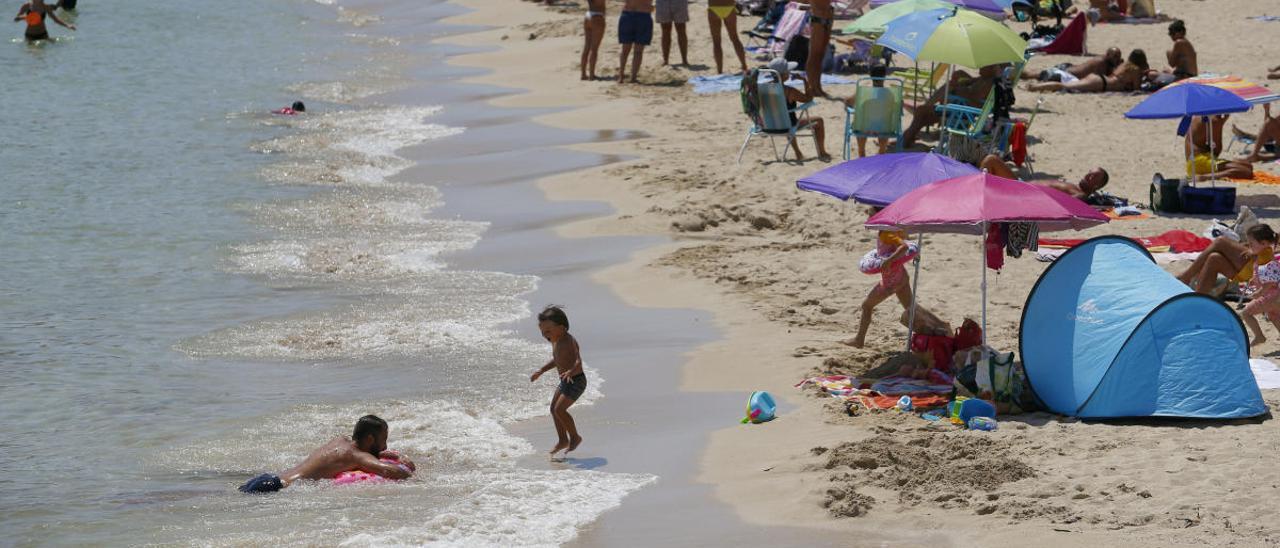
[865, 173, 1108, 351]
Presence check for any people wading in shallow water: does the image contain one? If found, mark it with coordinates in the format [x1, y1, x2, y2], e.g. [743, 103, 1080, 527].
[15, 0, 75, 42]
[238, 415, 416, 493]
[530, 306, 586, 459]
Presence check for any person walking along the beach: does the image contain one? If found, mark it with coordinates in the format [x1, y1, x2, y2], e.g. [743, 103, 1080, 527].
[581, 0, 606, 80]
[707, 0, 748, 75]
[238, 415, 416, 493]
[617, 0, 654, 83]
[655, 0, 689, 66]
[530, 306, 587, 458]
[806, 0, 834, 97]
[844, 210, 917, 348]
[14, 0, 74, 42]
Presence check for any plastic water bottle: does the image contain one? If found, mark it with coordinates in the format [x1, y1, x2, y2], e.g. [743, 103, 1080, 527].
[896, 395, 913, 412]
[968, 416, 998, 431]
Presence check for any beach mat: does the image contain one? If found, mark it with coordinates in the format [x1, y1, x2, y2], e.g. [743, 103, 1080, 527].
[1227, 171, 1280, 186]
[1038, 229, 1210, 253]
[1103, 207, 1151, 221]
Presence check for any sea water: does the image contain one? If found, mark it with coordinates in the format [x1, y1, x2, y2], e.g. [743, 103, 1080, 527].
[0, 1, 651, 545]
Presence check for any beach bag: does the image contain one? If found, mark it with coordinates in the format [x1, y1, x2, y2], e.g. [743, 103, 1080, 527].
[1181, 184, 1236, 216]
[972, 350, 1035, 414]
[742, 390, 777, 424]
[785, 35, 809, 68]
[1150, 173, 1182, 213]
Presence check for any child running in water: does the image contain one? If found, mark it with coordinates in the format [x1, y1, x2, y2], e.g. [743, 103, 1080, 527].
[530, 305, 586, 459]
[843, 209, 918, 348]
[1240, 225, 1280, 346]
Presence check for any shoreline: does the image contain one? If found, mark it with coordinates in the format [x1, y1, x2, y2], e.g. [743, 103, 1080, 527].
[433, 0, 1280, 546]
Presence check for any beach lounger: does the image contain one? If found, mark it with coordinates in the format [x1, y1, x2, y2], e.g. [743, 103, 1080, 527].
[738, 69, 819, 163]
[842, 77, 904, 160]
[745, 2, 808, 58]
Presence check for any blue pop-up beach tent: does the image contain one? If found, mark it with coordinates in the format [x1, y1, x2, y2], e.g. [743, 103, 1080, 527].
[1020, 236, 1265, 419]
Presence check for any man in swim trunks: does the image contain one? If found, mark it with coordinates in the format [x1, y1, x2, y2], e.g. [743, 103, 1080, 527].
[1186, 114, 1253, 181]
[14, 0, 74, 42]
[238, 415, 415, 493]
[581, 0, 606, 80]
[979, 154, 1108, 200]
[1165, 19, 1197, 80]
[805, 0, 834, 97]
[617, 0, 654, 84]
[1024, 47, 1122, 83]
[530, 305, 586, 458]
[654, 0, 689, 66]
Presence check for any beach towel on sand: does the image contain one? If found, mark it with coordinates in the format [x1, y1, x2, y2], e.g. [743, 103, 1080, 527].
[1039, 229, 1209, 253]
[849, 393, 950, 411]
[1252, 359, 1280, 389]
[691, 73, 853, 94]
[1227, 171, 1280, 186]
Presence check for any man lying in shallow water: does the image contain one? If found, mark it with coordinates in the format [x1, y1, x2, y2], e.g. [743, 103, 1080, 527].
[239, 415, 415, 493]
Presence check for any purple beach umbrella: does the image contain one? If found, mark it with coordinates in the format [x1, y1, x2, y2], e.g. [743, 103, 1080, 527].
[796, 152, 980, 206]
[870, 0, 1006, 14]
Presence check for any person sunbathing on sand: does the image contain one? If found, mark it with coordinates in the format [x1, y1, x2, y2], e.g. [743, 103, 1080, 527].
[843, 209, 917, 348]
[1177, 225, 1276, 298]
[530, 305, 586, 458]
[1186, 114, 1254, 181]
[238, 415, 415, 493]
[1234, 105, 1279, 163]
[1164, 19, 1197, 80]
[1026, 49, 1147, 93]
[1023, 47, 1122, 83]
[1270, 64, 1280, 80]
[978, 154, 1108, 200]
[901, 65, 1000, 148]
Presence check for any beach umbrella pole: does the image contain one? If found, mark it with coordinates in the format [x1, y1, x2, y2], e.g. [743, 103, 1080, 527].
[904, 233, 925, 353]
[981, 221, 988, 360]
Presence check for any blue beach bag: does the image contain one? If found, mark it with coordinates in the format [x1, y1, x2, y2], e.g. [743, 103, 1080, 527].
[742, 391, 777, 424]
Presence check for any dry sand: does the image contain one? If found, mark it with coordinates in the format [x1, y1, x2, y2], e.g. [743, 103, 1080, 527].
[444, 0, 1280, 545]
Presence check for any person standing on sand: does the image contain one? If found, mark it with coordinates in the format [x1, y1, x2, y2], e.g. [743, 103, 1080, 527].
[655, 0, 689, 67]
[238, 415, 416, 493]
[706, 0, 748, 75]
[530, 306, 586, 459]
[14, 0, 74, 42]
[617, 0, 654, 84]
[805, 0, 833, 97]
[581, 0, 606, 80]
[1165, 19, 1197, 80]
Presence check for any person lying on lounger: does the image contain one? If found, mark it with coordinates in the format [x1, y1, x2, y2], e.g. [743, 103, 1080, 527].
[978, 154, 1108, 200]
[1022, 47, 1122, 83]
[1026, 49, 1147, 93]
[901, 64, 1001, 147]
[1186, 114, 1254, 181]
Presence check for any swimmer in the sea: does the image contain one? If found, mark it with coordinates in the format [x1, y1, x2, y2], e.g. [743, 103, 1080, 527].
[272, 101, 307, 115]
[238, 415, 415, 493]
[529, 305, 586, 459]
[14, 0, 74, 42]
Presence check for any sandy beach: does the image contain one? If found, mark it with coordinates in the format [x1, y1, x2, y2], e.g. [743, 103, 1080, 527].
[443, 0, 1280, 545]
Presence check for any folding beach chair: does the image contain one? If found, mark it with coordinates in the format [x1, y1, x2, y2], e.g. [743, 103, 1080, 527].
[1029, 13, 1087, 55]
[992, 95, 1044, 175]
[833, 0, 870, 19]
[936, 63, 1025, 161]
[843, 77, 905, 160]
[738, 69, 818, 163]
[899, 63, 950, 110]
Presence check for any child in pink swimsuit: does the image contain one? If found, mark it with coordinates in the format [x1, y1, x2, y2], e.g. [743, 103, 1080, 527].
[845, 209, 919, 348]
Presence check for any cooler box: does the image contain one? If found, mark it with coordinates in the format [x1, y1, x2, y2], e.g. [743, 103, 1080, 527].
[1180, 184, 1236, 215]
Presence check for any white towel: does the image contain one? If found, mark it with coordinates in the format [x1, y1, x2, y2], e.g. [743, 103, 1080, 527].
[1250, 358, 1280, 390]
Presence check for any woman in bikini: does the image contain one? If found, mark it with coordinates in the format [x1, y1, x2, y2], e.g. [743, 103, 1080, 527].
[580, 0, 606, 80]
[707, 0, 748, 75]
[14, 0, 74, 42]
[806, 0, 834, 97]
[1027, 49, 1148, 93]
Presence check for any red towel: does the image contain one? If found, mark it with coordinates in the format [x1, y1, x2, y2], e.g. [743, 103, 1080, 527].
[1010, 120, 1027, 167]
[1038, 230, 1211, 253]
[1038, 13, 1087, 56]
